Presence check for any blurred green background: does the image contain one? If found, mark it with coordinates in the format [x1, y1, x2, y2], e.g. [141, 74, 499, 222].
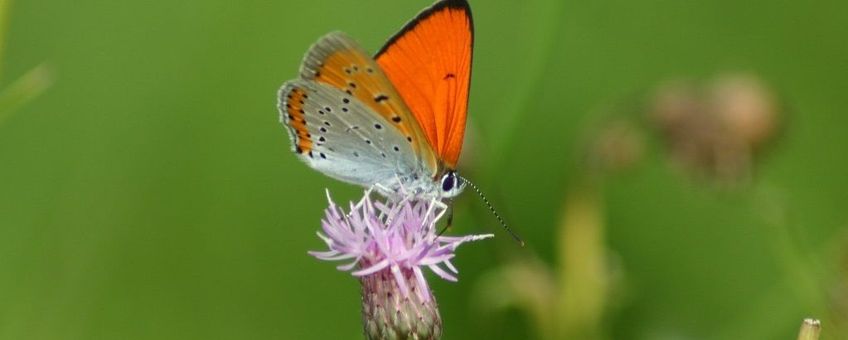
[2, 0, 847, 339]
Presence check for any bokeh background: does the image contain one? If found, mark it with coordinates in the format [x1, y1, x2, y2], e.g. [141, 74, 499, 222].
[2, 0, 846, 339]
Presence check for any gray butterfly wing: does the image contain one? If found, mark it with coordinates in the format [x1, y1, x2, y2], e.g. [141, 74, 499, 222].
[279, 79, 420, 189]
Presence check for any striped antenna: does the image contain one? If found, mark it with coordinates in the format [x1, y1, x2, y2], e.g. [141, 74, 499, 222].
[460, 176, 524, 246]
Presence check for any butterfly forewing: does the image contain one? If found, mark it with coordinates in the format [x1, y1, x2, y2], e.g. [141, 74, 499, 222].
[375, 0, 473, 169]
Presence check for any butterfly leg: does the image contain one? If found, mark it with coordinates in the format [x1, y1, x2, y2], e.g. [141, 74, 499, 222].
[419, 197, 446, 232]
[394, 173, 409, 197]
[437, 199, 454, 236]
[373, 183, 394, 197]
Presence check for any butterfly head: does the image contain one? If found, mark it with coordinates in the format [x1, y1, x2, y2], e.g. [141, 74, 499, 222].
[439, 170, 466, 198]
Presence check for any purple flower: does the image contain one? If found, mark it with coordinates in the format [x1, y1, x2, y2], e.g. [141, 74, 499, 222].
[310, 189, 492, 298]
[309, 190, 492, 339]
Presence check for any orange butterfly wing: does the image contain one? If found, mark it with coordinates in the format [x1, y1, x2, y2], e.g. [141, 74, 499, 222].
[375, 0, 473, 169]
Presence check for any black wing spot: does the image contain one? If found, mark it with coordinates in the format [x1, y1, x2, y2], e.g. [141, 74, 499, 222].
[342, 98, 350, 104]
[342, 107, 349, 112]
[295, 146, 303, 154]
[308, 151, 314, 158]
[381, 152, 387, 158]
[348, 82, 357, 88]
[407, 136, 413, 143]
[323, 121, 331, 126]
[444, 73, 456, 80]
[392, 116, 401, 123]
[374, 124, 382, 130]
[366, 67, 374, 73]
[374, 95, 389, 103]
[353, 151, 359, 157]
[393, 146, 400, 152]
[324, 107, 332, 112]
[365, 140, 372, 145]
[319, 153, 327, 159]
[318, 136, 326, 142]
[319, 127, 327, 133]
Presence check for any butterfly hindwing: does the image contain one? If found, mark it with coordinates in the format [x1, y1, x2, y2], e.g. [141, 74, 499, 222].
[375, 0, 473, 169]
[279, 79, 419, 187]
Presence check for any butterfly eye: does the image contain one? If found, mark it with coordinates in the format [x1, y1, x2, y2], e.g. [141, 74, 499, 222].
[440, 171, 465, 194]
[441, 172, 455, 192]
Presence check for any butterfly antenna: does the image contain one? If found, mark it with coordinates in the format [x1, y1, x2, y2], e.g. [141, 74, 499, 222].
[460, 176, 525, 246]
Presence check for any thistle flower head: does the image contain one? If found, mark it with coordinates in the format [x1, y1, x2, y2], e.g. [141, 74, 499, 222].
[309, 190, 492, 339]
[310, 189, 492, 300]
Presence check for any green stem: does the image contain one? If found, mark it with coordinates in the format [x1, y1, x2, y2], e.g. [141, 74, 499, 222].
[0, 0, 10, 78]
[797, 318, 821, 340]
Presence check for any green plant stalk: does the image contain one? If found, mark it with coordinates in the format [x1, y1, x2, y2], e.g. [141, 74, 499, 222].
[555, 183, 609, 339]
[0, 0, 10, 77]
[797, 318, 821, 340]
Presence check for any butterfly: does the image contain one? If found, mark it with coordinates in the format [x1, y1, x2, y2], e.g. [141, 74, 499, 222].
[278, 0, 473, 200]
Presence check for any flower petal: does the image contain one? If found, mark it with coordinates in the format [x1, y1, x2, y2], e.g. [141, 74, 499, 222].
[391, 264, 410, 297]
[428, 264, 458, 282]
[352, 258, 389, 276]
